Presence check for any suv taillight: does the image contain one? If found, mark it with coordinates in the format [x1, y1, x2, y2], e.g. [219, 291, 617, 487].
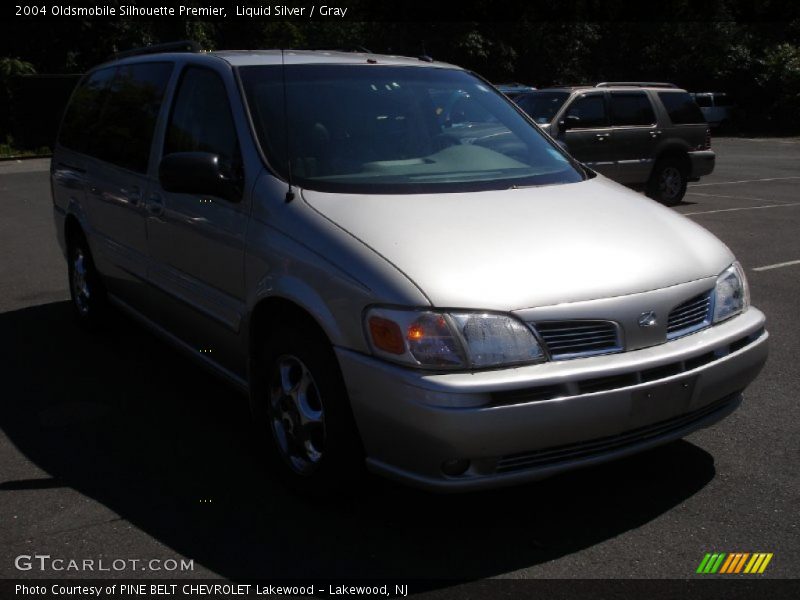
[704, 128, 711, 150]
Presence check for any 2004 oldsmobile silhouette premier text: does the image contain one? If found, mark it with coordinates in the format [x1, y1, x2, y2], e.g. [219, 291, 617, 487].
[51, 46, 768, 492]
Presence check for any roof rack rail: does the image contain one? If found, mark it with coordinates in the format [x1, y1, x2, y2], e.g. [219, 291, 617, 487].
[108, 40, 201, 61]
[595, 81, 677, 88]
[315, 46, 373, 54]
[543, 83, 594, 89]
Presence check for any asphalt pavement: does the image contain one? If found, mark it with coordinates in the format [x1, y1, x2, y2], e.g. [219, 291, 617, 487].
[0, 138, 798, 584]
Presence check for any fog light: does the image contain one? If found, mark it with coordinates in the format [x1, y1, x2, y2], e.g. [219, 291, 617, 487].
[441, 458, 470, 477]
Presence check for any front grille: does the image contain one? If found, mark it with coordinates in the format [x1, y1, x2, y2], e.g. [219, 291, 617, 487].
[534, 320, 621, 360]
[667, 292, 712, 339]
[488, 328, 764, 407]
[495, 393, 739, 473]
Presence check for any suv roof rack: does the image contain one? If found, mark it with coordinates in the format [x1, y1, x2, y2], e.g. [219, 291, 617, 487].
[108, 40, 201, 61]
[595, 81, 677, 88]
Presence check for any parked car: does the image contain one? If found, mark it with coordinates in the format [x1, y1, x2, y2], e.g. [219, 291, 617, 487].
[514, 82, 714, 205]
[52, 46, 767, 493]
[495, 82, 536, 99]
[691, 92, 737, 129]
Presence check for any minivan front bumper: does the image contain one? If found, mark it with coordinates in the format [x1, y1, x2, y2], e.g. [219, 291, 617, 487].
[337, 307, 767, 491]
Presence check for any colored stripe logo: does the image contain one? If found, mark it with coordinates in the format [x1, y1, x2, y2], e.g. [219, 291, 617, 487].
[696, 552, 773, 574]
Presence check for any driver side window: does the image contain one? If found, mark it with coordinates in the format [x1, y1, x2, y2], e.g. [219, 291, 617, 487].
[165, 67, 240, 166]
[565, 94, 608, 128]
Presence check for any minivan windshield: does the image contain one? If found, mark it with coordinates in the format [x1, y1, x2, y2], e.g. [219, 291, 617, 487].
[239, 65, 584, 193]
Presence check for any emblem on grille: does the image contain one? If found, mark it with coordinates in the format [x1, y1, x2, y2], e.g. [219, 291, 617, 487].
[638, 311, 658, 327]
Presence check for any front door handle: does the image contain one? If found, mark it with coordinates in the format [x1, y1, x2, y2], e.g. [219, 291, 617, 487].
[650, 130, 662, 139]
[595, 133, 610, 141]
[146, 194, 164, 217]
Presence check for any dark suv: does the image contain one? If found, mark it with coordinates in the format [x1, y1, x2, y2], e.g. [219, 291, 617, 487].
[513, 82, 714, 205]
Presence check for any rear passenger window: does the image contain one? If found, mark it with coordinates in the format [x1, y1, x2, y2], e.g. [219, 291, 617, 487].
[58, 67, 116, 154]
[694, 94, 713, 108]
[610, 92, 656, 126]
[713, 93, 731, 106]
[165, 68, 240, 165]
[91, 63, 173, 173]
[658, 92, 706, 125]
[565, 94, 607, 128]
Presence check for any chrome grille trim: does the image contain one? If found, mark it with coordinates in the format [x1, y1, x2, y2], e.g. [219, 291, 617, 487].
[533, 320, 622, 360]
[667, 291, 713, 339]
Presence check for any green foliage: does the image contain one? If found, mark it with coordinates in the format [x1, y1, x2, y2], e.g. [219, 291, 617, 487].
[0, 57, 36, 78]
[2, 4, 800, 133]
[756, 43, 800, 129]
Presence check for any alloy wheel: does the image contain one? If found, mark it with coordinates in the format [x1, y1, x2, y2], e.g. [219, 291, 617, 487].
[268, 354, 326, 475]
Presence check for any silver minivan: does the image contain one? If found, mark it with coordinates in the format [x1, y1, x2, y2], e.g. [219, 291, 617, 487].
[52, 46, 768, 492]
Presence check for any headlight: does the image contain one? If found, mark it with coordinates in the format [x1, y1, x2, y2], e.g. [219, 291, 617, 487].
[713, 261, 749, 323]
[365, 307, 544, 369]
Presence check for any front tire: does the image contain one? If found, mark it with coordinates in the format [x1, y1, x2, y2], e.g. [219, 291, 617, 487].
[67, 233, 107, 329]
[647, 157, 688, 206]
[250, 321, 364, 494]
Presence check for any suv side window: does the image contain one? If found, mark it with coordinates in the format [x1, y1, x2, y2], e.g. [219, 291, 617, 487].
[713, 93, 731, 107]
[58, 67, 116, 154]
[165, 67, 241, 168]
[565, 94, 607, 128]
[694, 94, 713, 108]
[91, 62, 173, 173]
[658, 91, 706, 125]
[609, 92, 656, 126]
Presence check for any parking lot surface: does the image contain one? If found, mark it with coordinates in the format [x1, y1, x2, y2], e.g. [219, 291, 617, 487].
[0, 137, 798, 581]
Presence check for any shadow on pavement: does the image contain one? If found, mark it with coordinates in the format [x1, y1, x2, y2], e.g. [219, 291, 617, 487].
[0, 301, 717, 580]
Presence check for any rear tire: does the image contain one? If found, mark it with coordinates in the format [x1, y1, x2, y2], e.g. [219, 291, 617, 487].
[647, 157, 688, 206]
[250, 320, 365, 495]
[67, 232, 108, 330]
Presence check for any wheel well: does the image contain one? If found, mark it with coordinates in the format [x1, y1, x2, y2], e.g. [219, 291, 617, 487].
[64, 215, 84, 249]
[249, 297, 333, 361]
[655, 147, 690, 173]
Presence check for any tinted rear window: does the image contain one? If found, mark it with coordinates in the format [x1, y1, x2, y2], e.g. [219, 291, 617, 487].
[610, 92, 656, 126]
[658, 92, 706, 124]
[713, 93, 732, 106]
[59, 62, 172, 172]
[693, 94, 713, 108]
[59, 67, 116, 154]
[92, 63, 173, 172]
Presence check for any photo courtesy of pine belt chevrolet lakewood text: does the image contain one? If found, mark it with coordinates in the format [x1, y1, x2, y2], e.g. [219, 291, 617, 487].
[51, 42, 768, 492]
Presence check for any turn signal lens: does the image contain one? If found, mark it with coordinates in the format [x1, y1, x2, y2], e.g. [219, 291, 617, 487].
[406, 313, 464, 367]
[368, 316, 405, 355]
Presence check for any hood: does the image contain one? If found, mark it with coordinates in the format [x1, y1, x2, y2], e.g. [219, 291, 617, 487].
[302, 176, 733, 311]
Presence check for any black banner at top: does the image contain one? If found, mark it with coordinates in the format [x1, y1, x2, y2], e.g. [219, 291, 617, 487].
[5, 0, 800, 22]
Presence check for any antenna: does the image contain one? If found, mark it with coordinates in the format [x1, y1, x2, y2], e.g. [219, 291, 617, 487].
[281, 49, 295, 203]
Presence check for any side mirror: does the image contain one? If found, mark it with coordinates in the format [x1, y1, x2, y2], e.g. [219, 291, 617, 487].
[159, 152, 241, 202]
[559, 115, 581, 132]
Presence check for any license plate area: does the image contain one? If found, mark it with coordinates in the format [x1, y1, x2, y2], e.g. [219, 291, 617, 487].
[630, 376, 697, 425]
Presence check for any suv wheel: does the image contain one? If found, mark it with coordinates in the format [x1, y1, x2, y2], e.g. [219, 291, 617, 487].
[648, 157, 688, 206]
[251, 321, 364, 494]
[67, 233, 107, 328]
